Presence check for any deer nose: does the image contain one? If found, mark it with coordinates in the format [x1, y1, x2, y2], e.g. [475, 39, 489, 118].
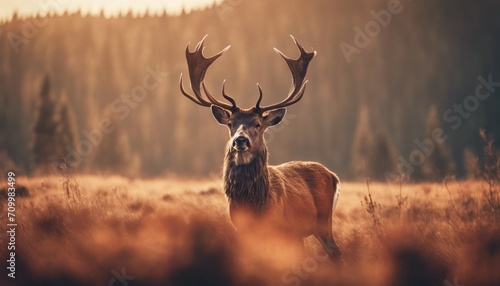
[233, 136, 249, 149]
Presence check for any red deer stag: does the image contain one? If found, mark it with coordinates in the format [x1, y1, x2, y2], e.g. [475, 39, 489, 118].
[179, 35, 342, 262]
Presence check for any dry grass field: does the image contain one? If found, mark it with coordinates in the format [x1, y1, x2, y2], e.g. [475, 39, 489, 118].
[0, 173, 499, 286]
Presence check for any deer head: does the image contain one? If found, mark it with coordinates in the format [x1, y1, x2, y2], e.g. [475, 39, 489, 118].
[180, 35, 316, 165]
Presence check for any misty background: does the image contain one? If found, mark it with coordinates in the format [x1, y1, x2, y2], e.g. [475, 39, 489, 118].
[0, 0, 499, 180]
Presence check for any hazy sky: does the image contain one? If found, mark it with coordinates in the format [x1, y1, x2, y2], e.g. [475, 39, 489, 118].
[0, 0, 221, 20]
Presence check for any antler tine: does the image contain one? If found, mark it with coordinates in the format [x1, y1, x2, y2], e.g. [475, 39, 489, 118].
[255, 83, 263, 110]
[180, 74, 210, 107]
[179, 35, 237, 111]
[202, 81, 237, 111]
[257, 35, 316, 113]
[221, 80, 237, 110]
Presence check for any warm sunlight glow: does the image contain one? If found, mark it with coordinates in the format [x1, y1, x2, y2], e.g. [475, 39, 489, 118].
[0, 0, 222, 20]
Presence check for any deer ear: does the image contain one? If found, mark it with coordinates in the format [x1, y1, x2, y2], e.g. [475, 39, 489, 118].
[263, 108, 286, 127]
[211, 105, 230, 125]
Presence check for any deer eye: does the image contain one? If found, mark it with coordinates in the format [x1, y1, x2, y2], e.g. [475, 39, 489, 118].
[227, 122, 232, 128]
[255, 123, 261, 129]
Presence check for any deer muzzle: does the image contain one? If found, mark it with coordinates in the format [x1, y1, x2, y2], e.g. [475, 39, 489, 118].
[233, 136, 250, 151]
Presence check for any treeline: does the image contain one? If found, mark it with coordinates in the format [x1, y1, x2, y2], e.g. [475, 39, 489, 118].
[0, 0, 499, 180]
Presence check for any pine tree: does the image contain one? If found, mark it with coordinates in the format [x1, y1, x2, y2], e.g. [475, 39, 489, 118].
[421, 105, 455, 181]
[55, 91, 78, 167]
[463, 148, 477, 180]
[0, 150, 21, 175]
[351, 106, 373, 179]
[368, 129, 397, 181]
[32, 75, 59, 173]
[93, 109, 140, 176]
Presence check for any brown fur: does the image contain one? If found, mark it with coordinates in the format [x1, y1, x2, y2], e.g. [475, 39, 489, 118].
[223, 136, 342, 261]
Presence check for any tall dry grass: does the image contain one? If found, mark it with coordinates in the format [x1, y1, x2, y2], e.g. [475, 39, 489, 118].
[1, 135, 499, 286]
[0, 171, 498, 286]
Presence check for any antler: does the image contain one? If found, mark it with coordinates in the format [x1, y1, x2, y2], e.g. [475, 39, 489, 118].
[256, 35, 317, 113]
[179, 35, 238, 111]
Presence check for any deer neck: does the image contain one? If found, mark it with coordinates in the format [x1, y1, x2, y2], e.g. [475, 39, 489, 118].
[223, 145, 269, 214]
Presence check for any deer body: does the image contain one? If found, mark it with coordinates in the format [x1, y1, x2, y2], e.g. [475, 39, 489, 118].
[180, 35, 342, 262]
[225, 148, 339, 234]
[224, 138, 341, 260]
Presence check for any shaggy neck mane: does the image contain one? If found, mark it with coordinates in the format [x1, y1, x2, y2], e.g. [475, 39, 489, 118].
[223, 144, 269, 214]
